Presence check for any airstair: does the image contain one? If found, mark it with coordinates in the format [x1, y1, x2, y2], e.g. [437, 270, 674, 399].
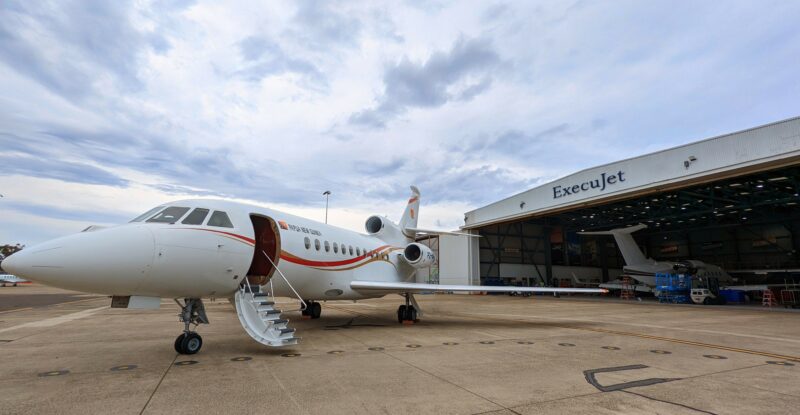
[234, 281, 299, 347]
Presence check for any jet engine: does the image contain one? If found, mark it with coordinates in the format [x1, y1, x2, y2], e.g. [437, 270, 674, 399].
[402, 243, 436, 268]
[365, 215, 405, 245]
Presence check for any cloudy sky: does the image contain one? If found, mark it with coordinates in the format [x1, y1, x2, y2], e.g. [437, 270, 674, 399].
[1, 0, 799, 245]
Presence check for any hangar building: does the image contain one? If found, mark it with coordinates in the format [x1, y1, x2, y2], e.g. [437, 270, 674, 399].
[446, 117, 800, 288]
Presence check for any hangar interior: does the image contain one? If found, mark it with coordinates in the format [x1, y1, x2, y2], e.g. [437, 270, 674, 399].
[474, 164, 800, 287]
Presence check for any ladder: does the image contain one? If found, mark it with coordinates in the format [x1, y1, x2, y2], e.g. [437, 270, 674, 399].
[234, 280, 299, 347]
[762, 289, 777, 307]
[620, 276, 635, 300]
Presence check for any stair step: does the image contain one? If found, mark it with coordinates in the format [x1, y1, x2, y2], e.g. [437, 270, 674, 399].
[277, 328, 295, 334]
[253, 293, 269, 298]
[272, 319, 289, 325]
[243, 285, 261, 293]
[261, 309, 282, 316]
[258, 301, 275, 306]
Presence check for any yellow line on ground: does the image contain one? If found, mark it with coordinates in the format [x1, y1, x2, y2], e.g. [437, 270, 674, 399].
[0, 307, 33, 315]
[50, 296, 105, 307]
[574, 326, 800, 362]
[450, 311, 800, 363]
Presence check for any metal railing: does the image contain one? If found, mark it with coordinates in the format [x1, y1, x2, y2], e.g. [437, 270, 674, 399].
[263, 251, 307, 311]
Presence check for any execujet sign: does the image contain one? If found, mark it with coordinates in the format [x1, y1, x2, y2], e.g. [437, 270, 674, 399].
[553, 170, 626, 199]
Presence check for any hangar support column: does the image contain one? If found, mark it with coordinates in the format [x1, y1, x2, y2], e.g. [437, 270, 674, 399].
[544, 226, 553, 286]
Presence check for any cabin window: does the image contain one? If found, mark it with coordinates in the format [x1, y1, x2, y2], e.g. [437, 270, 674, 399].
[314, 239, 320, 251]
[341, 243, 347, 255]
[333, 242, 339, 253]
[349, 245, 354, 256]
[324, 241, 330, 252]
[147, 206, 191, 223]
[356, 248, 361, 256]
[304, 237, 311, 249]
[130, 206, 164, 222]
[182, 208, 210, 225]
[208, 211, 234, 228]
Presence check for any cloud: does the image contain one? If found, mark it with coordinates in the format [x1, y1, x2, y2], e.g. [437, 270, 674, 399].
[0, 1, 179, 100]
[2, 0, 800, 247]
[349, 36, 501, 128]
[289, 0, 362, 50]
[234, 35, 325, 85]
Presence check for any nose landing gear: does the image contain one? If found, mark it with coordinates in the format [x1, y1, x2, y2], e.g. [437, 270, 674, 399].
[174, 298, 209, 355]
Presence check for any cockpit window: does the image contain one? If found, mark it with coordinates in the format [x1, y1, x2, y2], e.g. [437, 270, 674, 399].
[208, 211, 234, 228]
[130, 206, 165, 223]
[146, 207, 191, 223]
[182, 208, 210, 225]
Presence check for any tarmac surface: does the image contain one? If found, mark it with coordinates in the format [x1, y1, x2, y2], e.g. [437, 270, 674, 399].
[1, 284, 798, 414]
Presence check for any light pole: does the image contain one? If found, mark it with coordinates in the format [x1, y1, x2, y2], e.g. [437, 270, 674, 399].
[323, 191, 331, 224]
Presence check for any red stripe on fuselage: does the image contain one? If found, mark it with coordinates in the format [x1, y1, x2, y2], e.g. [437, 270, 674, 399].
[178, 228, 256, 245]
[281, 245, 391, 267]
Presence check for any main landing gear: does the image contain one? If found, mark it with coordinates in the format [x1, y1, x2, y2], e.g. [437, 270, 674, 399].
[174, 298, 209, 355]
[397, 293, 420, 324]
[301, 300, 322, 319]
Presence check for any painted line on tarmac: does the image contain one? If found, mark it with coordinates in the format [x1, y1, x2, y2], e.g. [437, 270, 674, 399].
[576, 326, 800, 363]
[456, 311, 800, 363]
[0, 306, 107, 334]
[470, 312, 800, 344]
[0, 307, 33, 315]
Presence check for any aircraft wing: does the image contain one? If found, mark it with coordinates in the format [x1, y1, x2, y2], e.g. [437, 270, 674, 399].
[403, 227, 480, 237]
[351, 281, 606, 294]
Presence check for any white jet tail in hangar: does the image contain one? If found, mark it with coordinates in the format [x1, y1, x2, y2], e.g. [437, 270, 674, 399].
[579, 224, 649, 266]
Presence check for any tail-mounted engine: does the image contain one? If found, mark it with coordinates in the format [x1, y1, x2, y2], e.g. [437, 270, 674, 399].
[402, 243, 436, 269]
[365, 215, 406, 245]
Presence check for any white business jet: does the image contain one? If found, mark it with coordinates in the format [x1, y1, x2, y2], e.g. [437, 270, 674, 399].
[578, 224, 738, 292]
[2, 187, 604, 354]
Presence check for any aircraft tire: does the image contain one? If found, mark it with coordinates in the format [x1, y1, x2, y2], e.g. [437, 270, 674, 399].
[407, 306, 417, 322]
[397, 305, 406, 323]
[174, 333, 187, 353]
[310, 302, 322, 319]
[181, 332, 202, 355]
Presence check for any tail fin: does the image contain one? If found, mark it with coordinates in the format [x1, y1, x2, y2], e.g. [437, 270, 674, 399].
[578, 224, 648, 266]
[399, 186, 420, 230]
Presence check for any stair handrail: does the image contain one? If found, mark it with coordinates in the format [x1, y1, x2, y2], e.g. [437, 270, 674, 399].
[263, 251, 307, 310]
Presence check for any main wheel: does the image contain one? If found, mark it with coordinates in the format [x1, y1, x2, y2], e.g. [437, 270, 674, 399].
[174, 333, 187, 353]
[406, 306, 417, 322]
[310, 302, 322, 319]
[180, 332, 203, 355]
[397, 305, 406, 324]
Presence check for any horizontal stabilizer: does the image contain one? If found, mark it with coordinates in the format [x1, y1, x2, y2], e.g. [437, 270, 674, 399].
[351, 280, 606, 294]
[578, 224, 648, 266]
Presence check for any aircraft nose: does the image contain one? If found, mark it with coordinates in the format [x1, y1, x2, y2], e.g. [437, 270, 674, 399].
[5, 225, 155, 294]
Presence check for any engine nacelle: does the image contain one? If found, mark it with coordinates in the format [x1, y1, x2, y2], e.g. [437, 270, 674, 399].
[365, 215, 406, 245]
[402, 243, 436, 269]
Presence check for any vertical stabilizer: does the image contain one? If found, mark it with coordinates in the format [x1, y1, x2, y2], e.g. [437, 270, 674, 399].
[578, 224, 649, 266]
[399, 186, 420, 231]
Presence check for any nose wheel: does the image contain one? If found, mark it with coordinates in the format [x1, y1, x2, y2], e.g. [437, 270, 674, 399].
[174, 298, 209, 355]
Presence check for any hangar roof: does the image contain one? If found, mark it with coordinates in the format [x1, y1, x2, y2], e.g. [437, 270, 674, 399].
[463, 116, 800, 229]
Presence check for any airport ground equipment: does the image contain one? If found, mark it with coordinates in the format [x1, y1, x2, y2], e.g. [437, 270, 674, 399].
[234, 281, 298, 347]
[690, 276, 726, 305]
[620, 276, 636, 300]
[656, 273, 691, 304]
[762, 289, 778, 307]
[779, 280, 799, 309]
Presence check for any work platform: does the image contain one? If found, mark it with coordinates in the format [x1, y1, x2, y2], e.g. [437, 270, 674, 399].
[1, 284, 798, 414]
